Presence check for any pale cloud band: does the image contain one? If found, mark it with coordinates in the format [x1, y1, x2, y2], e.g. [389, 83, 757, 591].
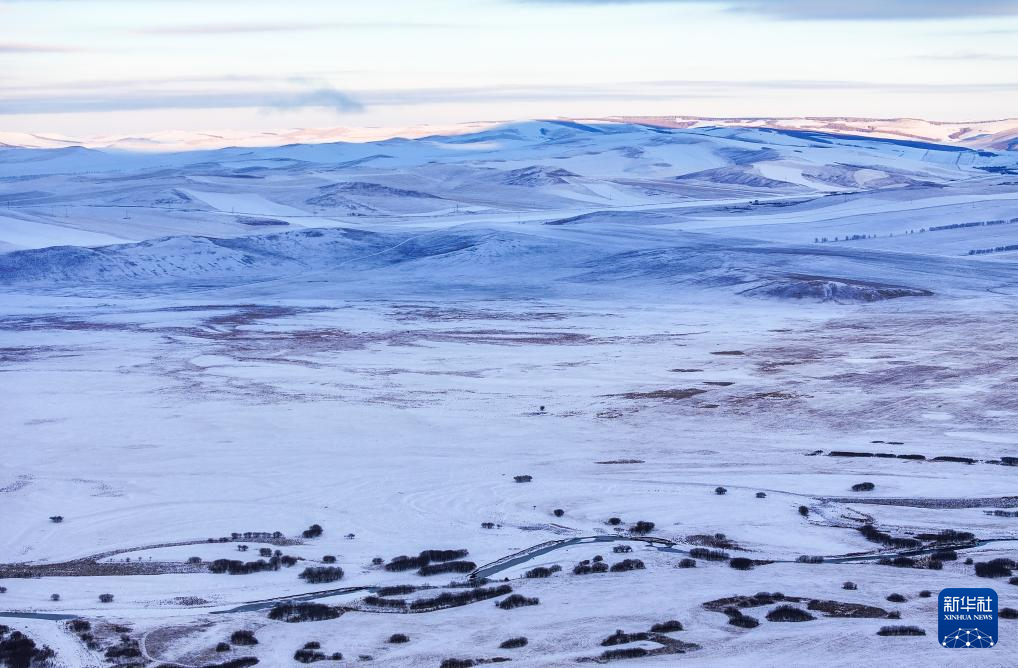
[519, 0, 1018, 20]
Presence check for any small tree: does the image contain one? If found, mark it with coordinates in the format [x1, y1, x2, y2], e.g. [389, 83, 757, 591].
[715, 487, 727, 495]
[99, 593, 114, 603]
[798, 505, 809, 517]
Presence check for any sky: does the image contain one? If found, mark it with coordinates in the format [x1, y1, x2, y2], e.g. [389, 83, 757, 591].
[2, 0, 1018, 137]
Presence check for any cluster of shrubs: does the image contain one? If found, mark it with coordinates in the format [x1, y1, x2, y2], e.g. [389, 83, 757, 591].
[299, 566, 344, 583]
[514, 475, 532, 483]
[574, 558, 609, 575]
[0, 626, 56, 667]
[877, 626, 925, 636]
[205, 658, 259, 668]
[1001, 608, 1018, 619]
[649, 620, 683, 633]
[419, 561, 477, 576]
[268, 602, 341, 623]
[104, 635, 141, 660]
[497, 594, 539, 610]
[362, 596, 409, 610]
[796, 555, 824, 564]
[915, 529, 974, 544]
[385, 549, 470, 572]
[67, 619, 98, 651]
[857, 524, 921, 549]
[851, 482, 875, 492]
[886, 593, 907, 603]
[410, 584, 513, 611]
[377, 585, 417, 596]
[302, 524, 324, 539]
[525, 565, 562, 578]
[689, 548, 728, 561]
[231, 630, 258, 646]
[601, 629, 649, 646]
[766, 605, 815, 622]
[613, 544, 632, 554]
[723, 607, 760, 629]
[729, 557, 754, 570]
[975, 558, 1015, 578]
[609, 559, 645, 572]
[210, 556, 295, 575]
[388, 634, 410, 644]
[629, 521, 655, 535]
[294, 641, 341, 664]
[677, 558, 696, 568]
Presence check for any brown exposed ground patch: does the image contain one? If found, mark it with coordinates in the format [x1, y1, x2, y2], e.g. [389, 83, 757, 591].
[614, 388, 708, 400]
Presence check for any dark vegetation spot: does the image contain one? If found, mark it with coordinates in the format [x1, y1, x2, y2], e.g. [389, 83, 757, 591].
[525, 565, 561, 578]
[649, 620, 683, 633]
[99, 593, 114, 603]
[798, 505, 809, 517]
[440, 660, 475, 668]
[418, 561, 476, 576]
[299, 566, 344, 583]
[728, 614, 760, 629]
[843, 582, 857, 590]
[514, 475, 532, 483]
[609, 559, 645, 572]
[322, 555, 336, 564]
[729, 558, 754, 570]
[766, 605, 815, 622]
[268, 602, 340, 623]
[231, 630, 257, 646]
[302, 524, 324, 539]
[919, 590, 932, 598]
[600, 647, 649, 661]
[388, 633, 409, 644]
[851, 482, 875, 492]
[607, 517, 622, 526]
[497, 594, 539, 610]
[216, 642, 231, 652]
[49, 516, 63, 523]
[411, 585, 512, 611]
[500, 637, 528, 649]
[677, 558, 696, 568]
[715, 487, 727, 496]
[975, 558, 1015, 578]
[689, 548, 728, 561]
[629, 521, 655, 535]
[1000, 607, 1018, 619]
[711, 351, 745, 355]
[858, 524, 921, 550]
[618, 388, 707, 400]
[601, 629, 649, 646]
[756, 492, 766, 498]
[877, 626, 925, 636]
[886, 594, 907, 603]
[613, 545, 632, 554]
[553, 509, 564, 518]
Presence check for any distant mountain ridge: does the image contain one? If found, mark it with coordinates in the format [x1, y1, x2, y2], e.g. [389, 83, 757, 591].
[2, 116, 1016, 152]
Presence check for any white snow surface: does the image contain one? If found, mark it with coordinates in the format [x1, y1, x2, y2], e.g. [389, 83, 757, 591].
[1, 120, 1018, 667]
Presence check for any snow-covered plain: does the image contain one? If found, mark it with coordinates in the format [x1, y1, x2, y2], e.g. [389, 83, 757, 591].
[2, 120, 1018, 667]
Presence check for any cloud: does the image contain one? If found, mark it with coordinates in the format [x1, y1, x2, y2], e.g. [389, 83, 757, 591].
[517, 0, 1018, 20]
[0, 87, 363, 115]
[0, 42, 85, 53]
[921, 52, 1018, 61]
[136, 21, 472, 35]
[4, 78, 1017, 116]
